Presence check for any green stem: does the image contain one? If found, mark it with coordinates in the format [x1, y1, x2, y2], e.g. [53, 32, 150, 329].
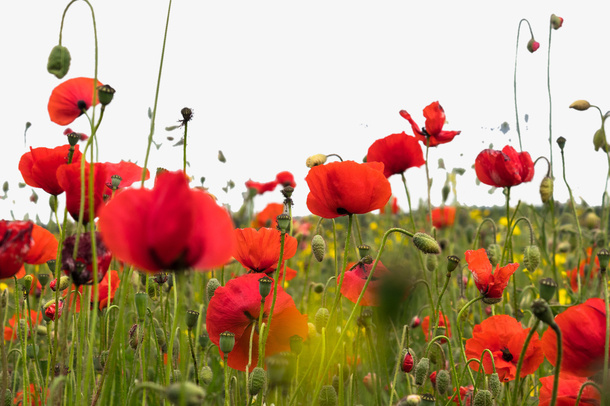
[329, 215, 353, 323]
[388, 325, 407, 406]
[182, 121, 188, 173]
[549, 324, 562, 406]
[513, 19, 535, 151]
[511, 319, 540, 405]
[456, 295, 484, 385]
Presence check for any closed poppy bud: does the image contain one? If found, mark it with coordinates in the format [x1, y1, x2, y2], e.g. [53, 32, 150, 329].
[412, 232, 441, 254]
[218, 150, 226, 163]
[249, 366, 267, 396]
[486, 244, 501, 267]
[319, 385, 338, 406]
[155, 327, 167, 352]
[165, 382, 205, 406]
[410, 316, 421, 328]
[128, 324, 140, 349]
[206, 278, 221, 303]
[306, 154, 327, 168]
[219, 331, 235, 354]
[402, 395, 422, 405]
[539, 278, 558, 302]
[569, 100, 590, 111]
[312, 235, 326, 262]
[180, 107, 193, 123]
[401, 349, 414, 372]
[290, 335, 303, 355]
[315, 307, 330, 333]
[0, 289, 6, 308]
[200, 365, 213, 385]
[49, 276, 70, 292]
[584, 212, 601, 229]
[313, 283, 324, 294]
[473, 389, 492, 406]
[550, 14, 563, 29]
[539, 176, 553, 203]
[97, 84, 115, 106]
[527, 38, 540, 53]
[593, 128, 607, 152]
[258, 275, 273, 299]
[21, 275, 33, 293]
[414, 357, 430, 386]
[134, 292, 148, 322]
[523, 245, 540, 272]
[185, 310, 199, 331]
[47, 45, 71, 79]
[531, 298, 556, 326]
[426, 254, 438, 272]
[489, 372, 501, 398]
[436, 370, 450, 395]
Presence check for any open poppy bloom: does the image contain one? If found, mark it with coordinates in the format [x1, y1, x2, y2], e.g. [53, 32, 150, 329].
[538, 374, 600, 406]
[421, 311, 452, 342]
[206, 273, 308, 371]
[4, 310, 41, 341]
[56, 162, 107, 222]
[366, 132, 425, 178]
[67, 270, 120, 312]
[474, 145, 535, 188]
[339, 261, 390, 306]
[464, 248, 519, 304]
[102, 160, 150, 193]
[48, 77, 103, 125]
[245, 179, 278, 195]
[399, 101, 461, 147]
[465, 315, 543, 382]
[565, 247, 599, 292]
[541, 298, 609, 377]
[430, 206, 456, 229]
[252, 203, 284, 229]
[0, 220, 34, 279]
[98, 170, 235, 272]
[233, 228, 298, 281]
[275, 171, 296, 188]
[23, 224, 58, 265]
[19, 145, 82, 196]
[62, 231, 112, 286]
[305, 161, 391, 219]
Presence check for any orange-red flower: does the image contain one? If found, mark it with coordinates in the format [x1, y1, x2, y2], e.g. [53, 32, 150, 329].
[421, 311, 452, 342]
[245, 179, 278, 195]
[4, 310, 41, 341]
[233, 228, 298, 281]
[18, 145, 82, 196]
[13, 383, 46, 406]
[399, 102, 461, 147]
[465, 315, 543, 382]
[275, 171, 296, 188]
[0, 220, 34, 279]
[565, 247, 599, 292]
[339, 261, 390, 306]
[539, 374, 600, 406]
[48, 77, 102, 125]
[98, 170, 235, 272]
[206, 273, 308, 371]
[464, 248, 519, 304]
[430, 206, 456, 229]
[24, 224, 58, 265]
[305, 161, 391, 219]
[367, 132, 425, 178]
[474, 145, 535, 188]
[56, 162, 107, 222]
[541, 298, 609, 377]
[251, 203, 284, 229]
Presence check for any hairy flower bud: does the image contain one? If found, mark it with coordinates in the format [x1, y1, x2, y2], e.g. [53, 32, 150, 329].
[412, 233, 441, 254]
[527, 38, 540, 53]
[539, 176, 553, 203]
[200, 365, 213, 385]
[436, 370, 450, 395]
[414, 357, 430, 386]
[550, 14, 564, 30]
[473, 389, 493, 406]
[206, 278, 221, 303]
[318, 385, 338, 406]
[306, 154, 327, 168]
[249, 367, 267, 396]
[312, 235, 326, 262]
[165, 382, 205, 406]
[486, 244, 501, 267]
[523, 245, 540, 272]
[315, 307, 330, 334]
[401, 349, 414, 373]
[47, 45, 71, 79]
[489, 372, 502, 398]
[426, 254, 438, 272]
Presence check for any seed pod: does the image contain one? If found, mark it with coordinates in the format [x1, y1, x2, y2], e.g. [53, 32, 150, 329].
[249, 366, 266, 396]
[318, 385, 338, 406]
[169, 369, 182, 384]
[312, 235, 326, 262]
[436, 370, 450, 395]
[414, 357, 430, 386]
[200, 365, 213, 385]
[315, 308, 330, 334]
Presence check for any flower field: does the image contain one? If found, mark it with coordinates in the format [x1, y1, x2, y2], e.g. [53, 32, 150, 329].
[2, 4, 610, 406]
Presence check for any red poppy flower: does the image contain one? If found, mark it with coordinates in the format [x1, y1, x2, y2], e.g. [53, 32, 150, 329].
[98, 170, 235, 272]
[0, 220, 34, 279]
[24, 224, 58, 265]
[366, 132, 425, 177]
[380, 196, 399, 215]
[245, 179, 278, 195]
[206, 273, 308, 371]
[399, 102, 461, 147]
[465, 315, 543, 382]
[233, 228, 298, 281]
[68, 270, 120, 312]
[251, 203, 284, 229]
[339, 261, 390, 306]
[18, 145, 82, 196]
[539, 374, 600, 406]
[541, 298, 608, 377]
[62, 231, 112, 286]
[3, 310, 41, 341]
[48, 77, 103, 125]
[474, 145, 535, 188]
[421, 311, 452, 342]
[430, 206, 456, 229]
[45, 300, 64, 321]
[13, 383, 46, 406]
[275, 171, 296, 188]
[464, 248, 519, 304]
[102, 161, 150, 192]
[56, 162, 107, 222]
[565, 247, 599, 292]
[306, 161, 391, 219]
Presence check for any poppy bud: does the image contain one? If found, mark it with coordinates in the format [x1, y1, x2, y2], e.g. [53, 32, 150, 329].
[290, 335, 303, 355]
[531, 298, 556, 326]
[206, 278, 221, 303]
[49, 276, 70, 292]
[436, 370, 450, 395]
[134, 292, 148, 322]
[489, 372, 502, 398]
[169, 369, 181, 384]
[442, 184, 450, 204]
[357, 308, 373, 329]
[47, 45, 71, 79]
[97, 85, 115, 106]
[217, 150, 226, 163]
[128, 324, 140, 350]
[429, 371, 437, 387]
[594, 128, 608, 152]
[249, 366, 267, 396]
[21, 275, 33, 293]
[412, 232, 441, 254]
[584, 212, 601, 230]
[569, 100, 590, 111]
[539, 176, 553, 203]
[313, 283, 325, 294]
[312, 235, 326, 262]
[147, 280, 160, 301]
[473, 389, 493, 406]
[259, 275, 273, 299]
[556, 136, 566, 150]
[49, 195, 58, 213]
[155, 327, 167, 352]
[306, 154, 327, 168]
[180, 107, 194, 123]
[200, 365, 213, 385]
[219, 331, 235, 354]
[401, 395, 422, 406]
[315, 307, 330, 333]
[165, 382, 205, 406]
[486, 244, 501, 267]
[4, 388, 12, 406]
[414, 357, 430, 386]
[426, 254, 438, 272]
[276, 213, 291, 233]
[523, 245, 540, 272]
[185, 310, 199, 331]
[538, 278, 557, 302]
[551, 14, 563, 29]
[420, 393, 435, 406]
[527, 38, 540, 53]
[37, 273, 50, 286]
[319, 385, 338, 406]
[0, 289, 7, 308]
[598, 249, 610, 271]
[401, 349, 414, 372]
[410, 316, 421, 328]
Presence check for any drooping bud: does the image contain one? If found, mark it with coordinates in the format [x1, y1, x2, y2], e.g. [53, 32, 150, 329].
[414, 357, 430, 386]
[539, 176, 553, 203]
[412, 232, 441, 254]
[249, 366, 267, 396]
[306, 154, 327, 168]
[219, 331, 235, 355]
[47, 45, 71, 79]
[531, 299, 556, 326]
[523, 245, 540, 272]
[128, 324, 140, 350]
[313, 283, 325, 294]
[165, 382, 205, 406]
[401, 349, 414, 373]
[276, 214, 291, 233]
[539, 278, 558, 302]
[550, 14, 564, 30]
[135, 292, 148, 322]
[315, 307, 330, 333]
[200, 366, 213, 385]
[312, 235, 326, 262]
[426, 254, 438, 272]
[290, 335, 303, 355]
[155, 327, 167, 352]
[486, 244, 502, 267]
[489, 372, 502, 398]
[594, 128, 608, 152]
[97, 85, 115, 106]
[569, 100, 590, 111]
[206, 278, 221, 303]
[318, 385, 338, 406]
[527, 38, 540, 53]
[473, 389, 493, 406]
[436, 370, 450, 395]
[185, 310, 199, 331]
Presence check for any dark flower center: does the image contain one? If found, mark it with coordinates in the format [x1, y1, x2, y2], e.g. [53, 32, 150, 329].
[501, 347, 513, 362]
[77, 100, 87, 111]
[337, 207, 349, 215]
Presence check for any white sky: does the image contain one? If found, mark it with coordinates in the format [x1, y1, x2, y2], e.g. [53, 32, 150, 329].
[2, 1, 610, 220]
